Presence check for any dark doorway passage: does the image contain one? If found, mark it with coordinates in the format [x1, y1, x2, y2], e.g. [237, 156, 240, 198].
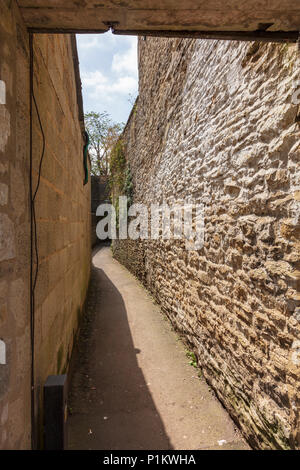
[67, 246, 249, 450]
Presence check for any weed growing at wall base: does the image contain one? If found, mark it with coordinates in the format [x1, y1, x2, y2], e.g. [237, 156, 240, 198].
[96, 197, 205, 251]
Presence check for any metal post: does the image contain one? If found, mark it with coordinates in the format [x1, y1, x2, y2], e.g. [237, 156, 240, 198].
[44, 375, 68, 450]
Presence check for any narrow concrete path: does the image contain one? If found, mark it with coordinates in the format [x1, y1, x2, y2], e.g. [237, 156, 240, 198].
[68, 245, 249, 450]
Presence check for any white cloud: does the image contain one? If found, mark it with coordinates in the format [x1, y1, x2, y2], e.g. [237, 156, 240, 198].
[112, 38, 138, 76]
[82, 70, 107, 87]
[82, 70, 137, 99]
[77, 33, 138, 122]
[81, 36, 138, 100]
[77, 32, 118, 51]
[77, 36, 101, 50]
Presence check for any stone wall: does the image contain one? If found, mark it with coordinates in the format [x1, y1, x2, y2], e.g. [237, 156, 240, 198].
[0, 0, 91, 449]
[112, 37, 300, 449]
[91, 175, 109, 247]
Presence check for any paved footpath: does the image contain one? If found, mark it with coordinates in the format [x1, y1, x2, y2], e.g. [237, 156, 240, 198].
[68, 245, 249, 450]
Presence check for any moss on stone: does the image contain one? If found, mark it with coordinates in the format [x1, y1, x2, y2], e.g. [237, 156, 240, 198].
[56, 345, 64, 374]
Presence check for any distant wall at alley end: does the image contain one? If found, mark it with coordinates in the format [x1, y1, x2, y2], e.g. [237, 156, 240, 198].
[91, 175, 109, 247]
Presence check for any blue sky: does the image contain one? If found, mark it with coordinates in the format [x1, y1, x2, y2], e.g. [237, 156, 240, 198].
[76, 32, 138, 125]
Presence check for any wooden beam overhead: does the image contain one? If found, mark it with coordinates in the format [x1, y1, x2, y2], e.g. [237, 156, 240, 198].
[17, 1, 300, 42]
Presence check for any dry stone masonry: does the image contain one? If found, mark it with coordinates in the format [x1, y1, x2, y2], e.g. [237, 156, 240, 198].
[112, 37, 300, 449]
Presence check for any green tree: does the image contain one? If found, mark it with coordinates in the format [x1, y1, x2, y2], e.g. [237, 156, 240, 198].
[84, 111, 124, 176]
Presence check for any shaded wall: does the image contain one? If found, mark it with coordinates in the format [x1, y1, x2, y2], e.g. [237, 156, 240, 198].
[0, 0, 91, 449]
[91, 175, 109, 247]
[113, 37, 300, 449]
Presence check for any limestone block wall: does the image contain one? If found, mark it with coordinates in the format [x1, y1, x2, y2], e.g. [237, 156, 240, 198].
[113, 37, 300, 449]
[0, 0, 91, 449]
[91, 175, 109, 247]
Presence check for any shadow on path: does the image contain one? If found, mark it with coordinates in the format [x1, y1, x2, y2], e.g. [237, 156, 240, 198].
[68, 245, 173, 450]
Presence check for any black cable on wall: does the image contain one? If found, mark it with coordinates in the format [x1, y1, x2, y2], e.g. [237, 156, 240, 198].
[29, 31, 35, 450]
[29, 32, 46, 450]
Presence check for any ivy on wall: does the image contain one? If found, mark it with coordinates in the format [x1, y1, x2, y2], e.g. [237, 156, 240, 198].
[109, 139, 126, 196]
[109, 139, 134, 225]
[123, 165, 134, 206]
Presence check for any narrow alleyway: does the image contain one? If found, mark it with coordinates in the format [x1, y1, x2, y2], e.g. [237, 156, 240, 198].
[68, 246, 249, 450]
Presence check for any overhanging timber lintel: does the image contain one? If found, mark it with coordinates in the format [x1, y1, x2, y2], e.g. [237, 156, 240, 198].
[112, 28, 299, 43]
[27, 28, 108, 34]
[17, 1, 300, 42]
[27, 26, 299, 43]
